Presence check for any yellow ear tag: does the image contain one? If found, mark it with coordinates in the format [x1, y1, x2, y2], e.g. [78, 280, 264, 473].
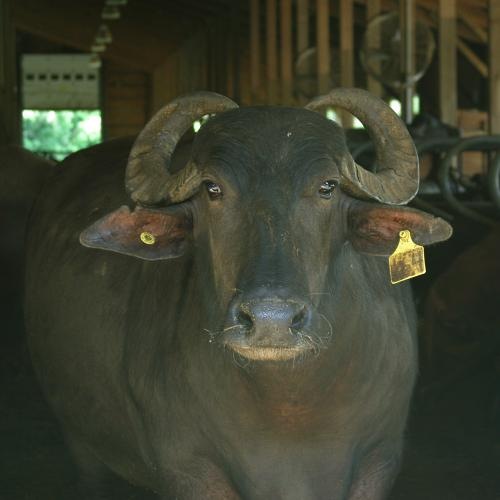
[389, 230, 426, 284]
[140, 231, 156, 245]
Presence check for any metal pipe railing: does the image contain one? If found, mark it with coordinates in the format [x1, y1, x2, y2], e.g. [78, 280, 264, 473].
[437, 135, 500, 226]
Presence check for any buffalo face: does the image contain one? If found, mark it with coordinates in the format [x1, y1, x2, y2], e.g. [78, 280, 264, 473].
[188, 107, 346, 360]
[81, 91, 452, 363]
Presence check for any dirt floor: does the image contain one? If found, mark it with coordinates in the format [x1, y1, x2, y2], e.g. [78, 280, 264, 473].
[1, 262, 499, 499]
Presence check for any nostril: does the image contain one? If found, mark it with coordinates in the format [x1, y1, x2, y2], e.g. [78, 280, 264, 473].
[291, 306, 308, 331]
[237, 309, 253, 329]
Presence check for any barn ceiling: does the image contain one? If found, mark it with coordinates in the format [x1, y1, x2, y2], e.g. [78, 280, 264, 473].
[10, 0, 489, 72]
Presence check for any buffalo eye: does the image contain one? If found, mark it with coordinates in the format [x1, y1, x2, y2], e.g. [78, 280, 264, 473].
[318, 180, 338, 199]
[205, 181, 223, 200]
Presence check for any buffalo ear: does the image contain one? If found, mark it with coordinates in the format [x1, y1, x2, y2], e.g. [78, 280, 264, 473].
[347, 200, 452, 256]
[80, 205, 192, 260]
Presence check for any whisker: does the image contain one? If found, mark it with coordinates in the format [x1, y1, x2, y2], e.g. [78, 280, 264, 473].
[222, 324, 243, 332]
[319, 313, 333, 341]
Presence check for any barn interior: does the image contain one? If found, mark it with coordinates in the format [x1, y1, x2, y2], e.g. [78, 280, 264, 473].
[1, 0, 500, 498]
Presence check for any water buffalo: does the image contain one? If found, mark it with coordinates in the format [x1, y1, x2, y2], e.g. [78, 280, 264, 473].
[25, 89, 452, 499]
[0, 147, 54, 368]
[422, 225, 500, 379]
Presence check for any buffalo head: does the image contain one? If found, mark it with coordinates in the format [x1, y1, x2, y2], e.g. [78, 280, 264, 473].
[81, 90, 451, 362]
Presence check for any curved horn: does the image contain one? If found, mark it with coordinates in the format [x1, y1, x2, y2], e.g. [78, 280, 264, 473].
[305, 88, 419, 205]
[126, 91, 238, 205]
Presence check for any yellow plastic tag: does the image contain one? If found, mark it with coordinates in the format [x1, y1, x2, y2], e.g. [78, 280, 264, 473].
[389, 230, 426, 284]
[140, 231, 156, 245]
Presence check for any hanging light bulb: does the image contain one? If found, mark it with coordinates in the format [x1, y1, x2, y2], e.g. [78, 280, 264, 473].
[89, 54, 102, 69]
[105, 0, 127, 5]
[95, 24, 112, 44]
[102, 5, 120, 20]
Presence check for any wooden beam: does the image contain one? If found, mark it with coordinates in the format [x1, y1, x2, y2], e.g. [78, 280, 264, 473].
[230, 4, 242, 102]
[340, 0, 354, 126]
[280, 0, 293, 104]
[250, 0, 261, 101]
[439, 0, 457, 126]
[418, 0, 488, 43]
[0, 0, 20, 145]
[457, 37, 488, 77]
[151, 59, 171, 115]
[366, 0, 382, 97]
[400, 0, 416, 124]
[266, 0, 278, 103]
[489, 0, 500, 133]
[297, 0, 309, 54]
[460, 11, 488, 43]
[316, 0, 330, 94]
[419, 6, 487, 79]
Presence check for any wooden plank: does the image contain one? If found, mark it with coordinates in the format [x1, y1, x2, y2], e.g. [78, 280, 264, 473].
[297, 0, 309, 54]
[419, 6, 487, 79]
[366, 0, 382, 97]
[151, 60, 171, 114]
[460, 11, 488, 43]
[103, 61, 149, 138]
[230, 4, 241, 102]
[439, 0, 457, 126]
[419, 0, 487, 42]
[226, 22, 235, 99]
[266, 0, 278, 103]
[0, 0, 20, 145]
[340, 0, 354, 126]
[457, 37, 488, 77]
[281, 0, 293, 104]
[238, 51, 253, 105]
[316, 0, 330, 94]
[400, 0, 416, 124]
[489, 0, 500, 133]
[250, 0, 261, 100]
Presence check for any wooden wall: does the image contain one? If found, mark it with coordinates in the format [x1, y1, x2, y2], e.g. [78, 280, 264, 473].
[0, 0, 20, 145]
[151, 31, 210, 114]
[151, 15, 248, 113]
[102, 62, 150, 140]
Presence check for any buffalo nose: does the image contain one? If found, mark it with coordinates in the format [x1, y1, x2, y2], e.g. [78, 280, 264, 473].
[236, 299, 311, 337]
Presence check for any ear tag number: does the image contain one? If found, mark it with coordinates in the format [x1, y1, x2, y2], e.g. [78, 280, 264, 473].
[389, 230, 426, 284]
[140, 231, 156, 245]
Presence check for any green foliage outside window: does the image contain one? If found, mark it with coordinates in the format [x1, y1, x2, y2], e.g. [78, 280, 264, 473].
[22, 110, 102, 161]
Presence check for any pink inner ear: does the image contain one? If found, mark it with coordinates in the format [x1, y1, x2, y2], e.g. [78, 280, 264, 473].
[99, 206, 187, 244]
[349, 203, 453, 256]
[354, 208, 430, 242]
[80, 205, 191, 260]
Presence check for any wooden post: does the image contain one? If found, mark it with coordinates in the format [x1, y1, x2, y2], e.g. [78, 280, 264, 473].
[439, 0, 457, 126]
[340, 0, 353, 127]
[280, 0, 292, 104]
[250, 0, 261, 102]
[316, 0, 330, 95]
[232, 4, 241, 103]
[297, 0, 309, 55]
[225, 6, 243, 101]
[366, 0, 382, 97]
[266, 0, 278, 103]
[400, 0, 415, 124]
[151, 60, 171, 115]
[489, 0, 500, 133]
[0, 0, 20, 145]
